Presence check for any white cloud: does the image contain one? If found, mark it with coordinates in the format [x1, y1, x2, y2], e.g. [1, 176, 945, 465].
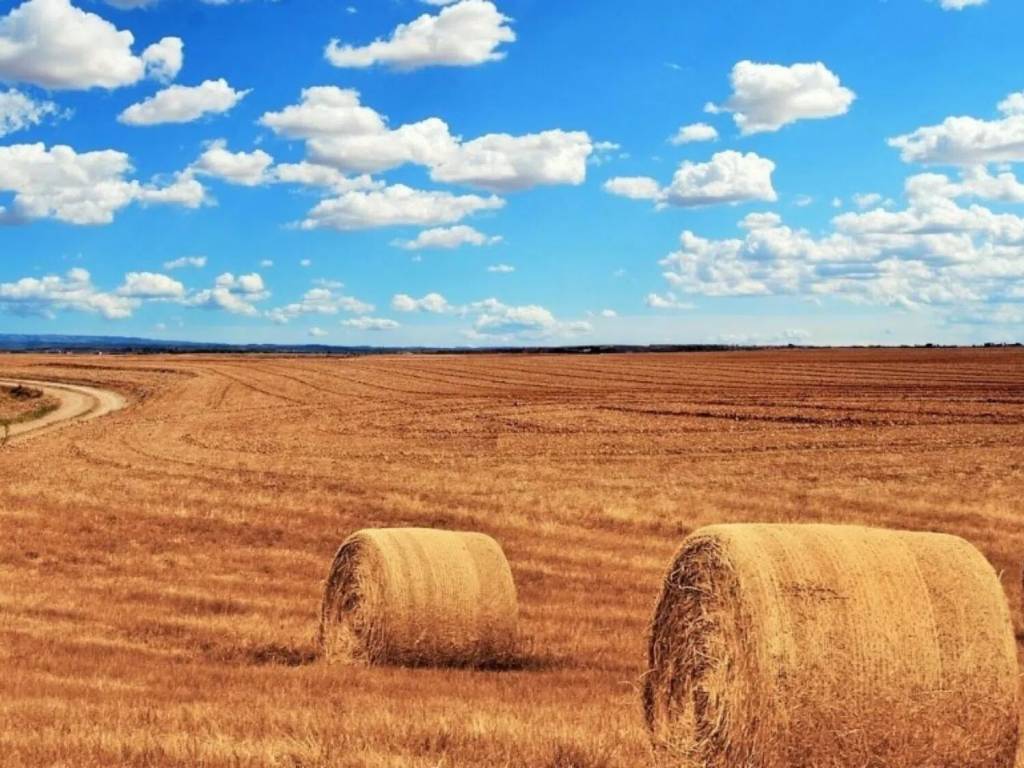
[487, 263, 514, 273]
[190, 139, 273, 186]
[259, 259, 273, 268]
[0, 88, 62, 137]
[936, 0, 986, 9]
[853, 192, 884, 209]
[391, 292, 452, 313]
[186, 272, 268, 316]
[271, 162, 380, 194]
[394, 224, 501, 250]
[117, 271, 184, 299]
[599, 309, 617, 318]
[651, 168, 1024, 312]
[387, 291, 590, 339]
[260, 86, 595, 191]
[670, 123, 718, 145]
[0, 0, 182, 89]
[605, 151, 777, 208]
[467, 297, 590, 339]
[645, 292, 694, 310]
[267, 285, 373, 324]
[707, 61, 855, 134]
[325, 0, 514, 71]
[665, 151, 777, 206]
[140, 35, 182, 82]
[342, 316, 400, 331]
[0, 142, 205, 225]
[299, 183, 503, 231]
[998, 92, 1024, 117]
[308, 326, 328, 338]
[430, 130, 593, 191]
[119, 79, 249, 126]
[164, 255, 207, 270]
[603, 176, 662, 201]
[889, 95, 1024, 165]
[259, 86, 387, 139]
[0, 268, 137, 319]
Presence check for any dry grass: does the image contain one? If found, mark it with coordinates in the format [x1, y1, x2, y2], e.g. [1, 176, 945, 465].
[319, 527, 519, 666]
[645, 523, 1019, 767]
[0, 348, 1023, 766]
[0, 384, 59, 426]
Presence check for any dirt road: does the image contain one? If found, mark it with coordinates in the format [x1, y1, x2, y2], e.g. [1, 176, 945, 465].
[0, 379, 127, 445]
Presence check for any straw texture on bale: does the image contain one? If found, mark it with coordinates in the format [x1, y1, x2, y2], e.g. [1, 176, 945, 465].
[644, 523, 1019, 768]
[319, 527, 518, 666]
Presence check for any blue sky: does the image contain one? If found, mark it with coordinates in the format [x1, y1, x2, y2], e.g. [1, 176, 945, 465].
[1, 0, 1023, 346]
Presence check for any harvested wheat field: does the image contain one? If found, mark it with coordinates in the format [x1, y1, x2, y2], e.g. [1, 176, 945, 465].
[1, 348, 1024, 768]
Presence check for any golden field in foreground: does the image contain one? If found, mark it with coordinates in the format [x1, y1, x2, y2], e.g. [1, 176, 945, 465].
[1, 349, 1023, 767]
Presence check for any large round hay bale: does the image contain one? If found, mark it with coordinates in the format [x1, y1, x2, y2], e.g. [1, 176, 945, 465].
[319, 527, 519, 667]
[644, 523, 1019, 768]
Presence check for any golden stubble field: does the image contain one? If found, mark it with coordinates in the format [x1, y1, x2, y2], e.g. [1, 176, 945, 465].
[1, 348, 1023, 767]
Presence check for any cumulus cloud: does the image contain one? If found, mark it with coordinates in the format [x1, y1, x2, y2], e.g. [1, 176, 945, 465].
[0, 142, 205, 225]
[394, 225, 501, 250]
[603, 176, 663, 201]
[184, 272, 269, 316]
[140, 35, 182, 82]
[267, 285, 373, 324]
[388, 292, 588, 339]
[487, 263, 514, 273]
[889, 93, 1024, 165]
[706, 61, 855, 134]
[0, 0, 182, 89]
[604, 151, 777, 208]
[391, 292, 453, 313]
[163, 255, 207, 270]
[299, 183, 503, 231]
[270, 162, 381, 194]
[0, 88, 63, 137]
[117, 271, 185, 299]
[342, 316, 400, 331]
[119, 79, 249, 126]
[190, 139, 273, 186]
[652, 167, 1024, 312]
[467, 297, 590, 339]
[325, 0, 514, 71]
[431, 130, 593, 191]
[670, 123, 719, 145]
[0, 268, 137, 319]
[259, 86, 595, 192]
[998, 92, 1024, 117]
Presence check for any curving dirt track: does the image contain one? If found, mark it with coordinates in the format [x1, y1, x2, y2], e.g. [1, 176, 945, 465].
[0, 349, 1023, 767]
[0, 379, 126, 445]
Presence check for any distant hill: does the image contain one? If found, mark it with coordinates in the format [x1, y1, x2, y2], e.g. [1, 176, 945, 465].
[0, 333, 380, 354]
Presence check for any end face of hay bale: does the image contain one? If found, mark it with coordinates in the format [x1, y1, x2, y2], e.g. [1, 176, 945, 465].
[319, 527, 519, 667]
[644, 523, 1020, 768]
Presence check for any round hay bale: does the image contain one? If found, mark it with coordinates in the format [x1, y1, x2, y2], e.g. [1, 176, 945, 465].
[319, 527, 519, 667]
[644, 523, 1019, 768]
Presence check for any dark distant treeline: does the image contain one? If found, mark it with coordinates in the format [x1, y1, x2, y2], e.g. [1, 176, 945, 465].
[0, 334, 1019, 356]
